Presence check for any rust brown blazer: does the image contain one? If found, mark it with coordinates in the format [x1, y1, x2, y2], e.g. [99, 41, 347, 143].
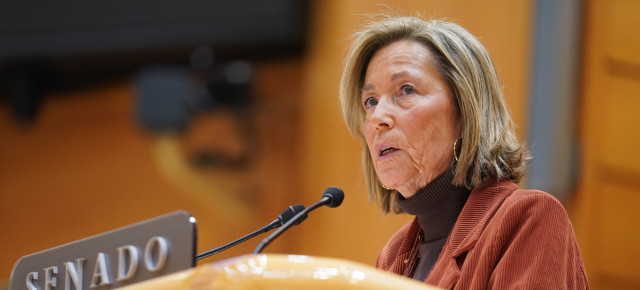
[376, 179, 588, 289]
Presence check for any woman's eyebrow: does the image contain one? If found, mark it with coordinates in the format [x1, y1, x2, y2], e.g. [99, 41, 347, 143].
[361, 83, 374, 92]
[391, 71, 409, 81]
[362, 71, 410, 92]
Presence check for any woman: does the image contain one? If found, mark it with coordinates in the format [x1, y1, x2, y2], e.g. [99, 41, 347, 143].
[340, 16, 588, 289]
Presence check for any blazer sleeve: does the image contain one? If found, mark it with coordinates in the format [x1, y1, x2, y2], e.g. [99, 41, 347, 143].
[487, 191, 588, 289]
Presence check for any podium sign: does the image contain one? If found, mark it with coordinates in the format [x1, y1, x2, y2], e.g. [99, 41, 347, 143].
[9, 211, 197, 290]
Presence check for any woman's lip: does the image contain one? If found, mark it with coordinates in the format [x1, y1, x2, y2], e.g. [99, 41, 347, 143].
[375, 144, 400, 160]
[375, 144, 395, 152]
[378, 148, 400, 160]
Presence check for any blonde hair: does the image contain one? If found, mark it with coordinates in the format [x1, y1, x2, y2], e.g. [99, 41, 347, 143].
[340, 16, 529, 214]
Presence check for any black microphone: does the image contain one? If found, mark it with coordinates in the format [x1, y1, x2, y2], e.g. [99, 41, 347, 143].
[196, 204, 306, 261]
[253, 187, 344, 254]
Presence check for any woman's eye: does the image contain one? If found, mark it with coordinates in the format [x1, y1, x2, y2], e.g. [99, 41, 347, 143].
[363, 97, 378, 109]
[400, 85, 415, 96]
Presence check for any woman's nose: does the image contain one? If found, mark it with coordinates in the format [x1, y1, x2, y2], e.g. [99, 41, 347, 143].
[369, 97, 395, 130]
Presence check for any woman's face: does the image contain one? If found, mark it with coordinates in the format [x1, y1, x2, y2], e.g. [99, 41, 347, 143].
[362, 40, 460, 198]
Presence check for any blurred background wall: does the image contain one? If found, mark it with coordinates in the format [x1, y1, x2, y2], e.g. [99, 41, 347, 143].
[0, 0, 638, 289]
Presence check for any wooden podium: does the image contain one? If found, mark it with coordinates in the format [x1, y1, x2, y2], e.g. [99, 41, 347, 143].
[120, 254, 438, 289]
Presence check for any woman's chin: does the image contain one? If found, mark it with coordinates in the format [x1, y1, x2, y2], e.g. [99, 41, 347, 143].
[379, 179, 410, 197]
[384, 178, 425, 199]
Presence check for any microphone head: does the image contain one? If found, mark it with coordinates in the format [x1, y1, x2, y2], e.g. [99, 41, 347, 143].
[322, 187, 344, 208]
[278, 204, 307, 226]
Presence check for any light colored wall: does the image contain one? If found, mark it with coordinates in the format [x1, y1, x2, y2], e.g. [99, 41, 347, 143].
[574, 0, 640, 287]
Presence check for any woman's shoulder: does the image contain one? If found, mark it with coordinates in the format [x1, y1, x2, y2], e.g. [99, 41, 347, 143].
[502, 187, 568, 215]
[492, 186, 573, 233]
[475, 185, 587, 288]
[476, 179, 567, 217]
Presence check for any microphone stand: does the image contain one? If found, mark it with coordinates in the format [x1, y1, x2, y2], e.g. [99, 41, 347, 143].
[253, 198, 328, 254]
[196, 224, 273, 261]
[196, 204, 306, 261]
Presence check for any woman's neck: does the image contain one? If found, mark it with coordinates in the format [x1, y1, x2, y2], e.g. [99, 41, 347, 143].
[396, 169, 470, 242]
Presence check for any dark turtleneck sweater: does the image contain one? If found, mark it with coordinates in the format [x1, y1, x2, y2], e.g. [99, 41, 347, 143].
[395, 169, 471, 281]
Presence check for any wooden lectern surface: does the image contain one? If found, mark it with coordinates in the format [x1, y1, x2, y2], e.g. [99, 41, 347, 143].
[119, 254, 438, 289]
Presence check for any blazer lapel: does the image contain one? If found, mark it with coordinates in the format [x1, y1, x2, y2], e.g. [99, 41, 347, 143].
[425, 179, 518, 288]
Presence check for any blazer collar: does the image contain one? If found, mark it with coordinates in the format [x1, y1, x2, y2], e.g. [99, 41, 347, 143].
[444, 179, 518, 257]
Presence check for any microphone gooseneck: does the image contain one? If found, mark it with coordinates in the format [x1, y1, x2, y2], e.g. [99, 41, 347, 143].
[253, 187, 344, 254]
[196, 204, 305, 261]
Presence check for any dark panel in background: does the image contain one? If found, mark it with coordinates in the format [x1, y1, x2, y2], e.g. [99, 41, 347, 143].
[0, 0, 309, 123]
[0, 0, 308, 59]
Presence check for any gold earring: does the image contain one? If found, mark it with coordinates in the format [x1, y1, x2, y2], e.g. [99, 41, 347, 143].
[453, 138, 461, 162]
[380, 181, 392, 190]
